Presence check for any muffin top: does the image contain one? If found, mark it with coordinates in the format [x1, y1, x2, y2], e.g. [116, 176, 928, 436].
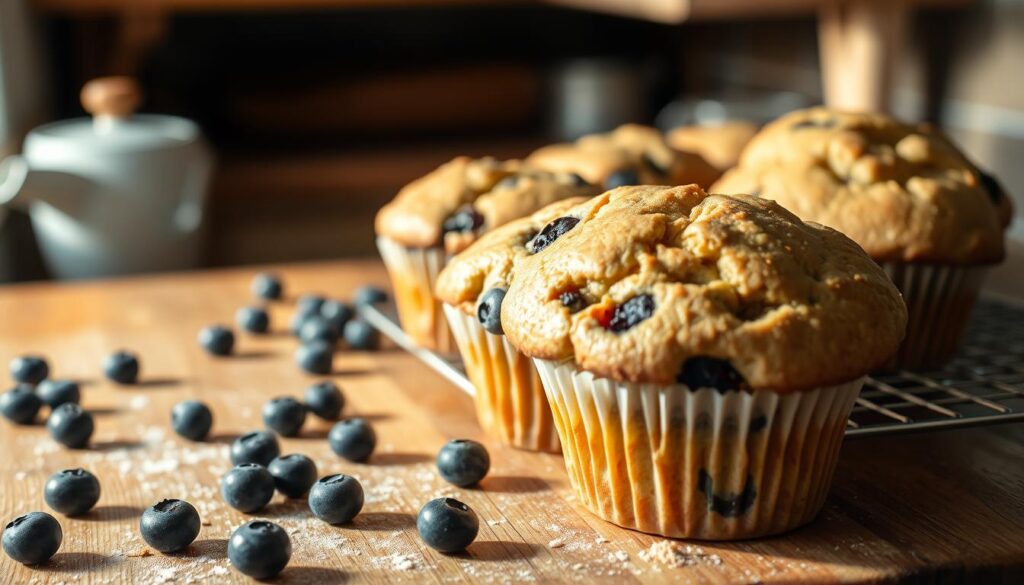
[667, 121, 758, 172]
[712, 107, 1011, 264]
[501, 185, 908, 393]
[527, 124, 720, 191]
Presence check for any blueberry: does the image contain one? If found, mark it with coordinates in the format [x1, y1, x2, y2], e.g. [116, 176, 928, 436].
[304, 381, 345, 420]
[437, 439, 490, 487]
[221, 464, 275, 513]
[140, 499, 201, 553]
[262, 397, 307, 437]
[253, 273, 284, 301]
[103, 351, 139, 384]
[309, 474, 364, 524]
[47, 403, 94, 448]
[267, 454, 318, 499]
[319, 300, 354, 332]
[677, 357, 747, 392]
[353, 285, 388, 306]
[198, 325, 235, 356]
[2, 512, 62, 565]
[0, 386, 42, 424]
[295, 341, 333, 375]
[236, 306, 270, 334]
[416, 497, 479, 553]
[559, 290, 584, 313]
[343, 319, 380, 351]
[290, 308, 317, 336]
[476, 288, 506, 335]
[606, 294, 655, 332]
[297, 294, 326, 315]
[568, 172, 590, 186]
[171, 400, 213, 441]
[228, 520, 291, 579]
[9, 356, 48, 385]
[44, 469, 100, 516]
[442, 205, 485, 236]
[36, 380, 80, 409]
[328, 418, 376, 462]
[230, 431, 281, 466]
[527, 216, 580, 254]
[604, 169, 639, 189]
[299, 316, 339, 346]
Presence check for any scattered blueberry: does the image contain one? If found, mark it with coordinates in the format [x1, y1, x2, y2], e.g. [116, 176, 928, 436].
[437, 439, 491, 487]
[604, 168, 639, 189]
[559, 290, 584, 313]
[47, 404, 94, 448]
[198, 325, 235, 356]
[252, 273, 283, 301]
[267, 454, 318, 499]
[236, 306, 270, 334]
[299, 316, 339, 346]
[527, 217, 580, 254]
[44, 469, 100, 516]
[417, 497, 479, 553]
[309, 474, 364, 524]
[230, 431, 281, 466]
[343, 319, 379, 351]
[606, 294, 655, 332]
[171, 400, 213, 441]
[103, 351, 139, 384]
[353, 285, 388, 306]
[9, 356, 48, 385]
[2, 512, 62, 565]
[477, 288, 506, 335]
[262, 397, 307, 437]
[295, 341, 333, 375]
[442, 205, 485, 236]
[139, 499, 201, 553]
[320, 300, 354, 332]
[290, 309, 316, 336]
[677, 357, 748, 392]
[228, 520, 291, 579]
[297, 294, 326, 315]
[221, 464, 275, 513]
[0, 386, 42, 424]
[328, 418, 376, 462]
[304, 381, 344, 420]
[36, 380, 80, 409]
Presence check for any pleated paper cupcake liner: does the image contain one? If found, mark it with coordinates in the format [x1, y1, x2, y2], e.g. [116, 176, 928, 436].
[534, 359, 861, 540]
[444, 304, 560, 453]
[881, 262, 987, 371]
[376, 236, 456, 355]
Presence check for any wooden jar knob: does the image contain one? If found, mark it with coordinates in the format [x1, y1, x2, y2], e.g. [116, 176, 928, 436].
[81, 77, 142, 119]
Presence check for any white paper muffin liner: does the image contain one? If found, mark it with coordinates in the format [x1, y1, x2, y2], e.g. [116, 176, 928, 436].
[376, 236, 456, 354]
[534, 359, 862, 540]
[881, 262, 987, 370]
[444, 304, 560, 453]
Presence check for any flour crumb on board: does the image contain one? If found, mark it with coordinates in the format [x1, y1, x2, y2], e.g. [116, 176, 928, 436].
[639, 541, 724, 570]
[548, 537, 566, 549]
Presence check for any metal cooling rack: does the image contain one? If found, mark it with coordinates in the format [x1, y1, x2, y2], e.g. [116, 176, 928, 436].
[360, 297, 1024, 439]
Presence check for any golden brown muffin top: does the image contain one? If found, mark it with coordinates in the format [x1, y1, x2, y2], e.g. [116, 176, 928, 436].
[667, 121, 759, 172]
[712, 108, 1011, 265]
[501, 185, 908, 393]
[527, 124, 720, 190]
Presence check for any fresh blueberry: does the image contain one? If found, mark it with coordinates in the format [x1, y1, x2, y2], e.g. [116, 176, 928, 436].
[303, 381, 344, 420]
[230, 431, 281, 466]
[262, 397, 306, 437]
[253, 273, 284, 301]
[103, 351, 139, 384]
[36, 380, 80, 409]
[677, 357, 748, 392]
[328, 418, 376, 462]
[353, 285, 388, 306]
[476, 288, 506, 335]
[343, 319, 379, 351]
[290, 308, 316, 336]
[295, 341, 334, 375]
[442, 205, 485, 236]
[198, 325, 235, 356]
[417, 497, 479, 553]
[299, 316, 339, 346]
[267, 454, 318, 499]
[44, 469, 100, 516]
[606, 294, 655, 332]
[308, 474, 364, 524]
[527, 216, 580, 254]
[9, 356, 48, 385]
[228, 520, 291, 579]
[2, 512, 62, 565]
[47, 404, 94, 448]
[171, 400, 213, 441]
[320, 300, 354, 332]
[297, 294, 326, 315]
[236, 306, 270, 334]
[139, 499, 201, 553]
[604, 168, 639, 189]
[437, 439, 490, 487]
[221, 464, 275, 513]
[0, 386, 42, 424]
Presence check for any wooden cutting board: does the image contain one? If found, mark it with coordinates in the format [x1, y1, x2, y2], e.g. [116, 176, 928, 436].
[1, 260, 1023, 584]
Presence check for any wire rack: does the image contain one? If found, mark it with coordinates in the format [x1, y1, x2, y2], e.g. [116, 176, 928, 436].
[361, 297, 1024, 440]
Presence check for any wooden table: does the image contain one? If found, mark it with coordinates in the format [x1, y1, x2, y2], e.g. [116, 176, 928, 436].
[1, 260, 1023, 584]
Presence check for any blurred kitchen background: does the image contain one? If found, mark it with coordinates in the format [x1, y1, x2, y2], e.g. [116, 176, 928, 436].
[0, 0, 1021, 291]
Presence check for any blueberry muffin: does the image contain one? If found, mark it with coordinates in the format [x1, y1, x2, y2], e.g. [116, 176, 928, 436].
[500, 184, 907, 539]
[375, 157, 595, 352]
[713, 107, 1011, 369]
[436, 197, 591, 453]
[667, 121, 758, 173]
[527, 124, 720, 191]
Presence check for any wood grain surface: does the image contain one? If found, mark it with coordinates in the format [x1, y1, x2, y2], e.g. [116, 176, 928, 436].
[1, 260, 1023, 584]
